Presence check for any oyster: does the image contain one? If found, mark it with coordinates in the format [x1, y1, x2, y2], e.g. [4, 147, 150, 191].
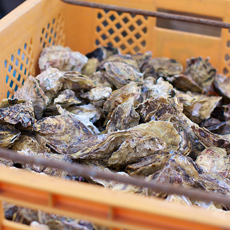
[176, 90, 221, 124]
[0, 99, 35, 129]
[192, 126, 230, 154]
[33, 106, 93, 154]
[196, 147, 229, 177]
[105, 100, 140, 133]
[81, 86, 112, 107]
[141, 57, 183, 78]
[63, 71, 96, 91]
[86, 46, 119, 62]
[54, 89, 81, 108]
[166, 195, 192, 206]
[102, 62, 143, 88]
[39, 45, 88, 72]
[12, 135, 50, 153]
[14, 76, 49, 119]
[214, 74, 230, 103]
[90, 71, 111, 88]
[125, 150, 170, 176]
[184, 57, 216, 93]
[99, 54, 139, 71]
[0, 123, 20, 148]
[167, 74, 203, 93]
[36, 68, 64, 102]
[103, 82, 141, 114]
[81, 58, 99, 77]
[132, 51, 152, 69]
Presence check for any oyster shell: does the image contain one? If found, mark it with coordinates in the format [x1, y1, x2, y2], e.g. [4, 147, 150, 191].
[90, 71, 111, 88]
[39, 45, 88, 72]
[214, 74, 230, 103]
[176, 90, 221, 124]
[36, 68, 64, 102]
[0, 123, 20, 148]
[0, 99, 35, 129]
[105, 100, 140, 133]
[54, 89, 81, 108]
[103, 82, 141, 114]
[81, 58, 99, 77]
[196, 147, 229, 177]
[33, 106, 93, 154]
[166, 195, 192, 206]
[81, 86, 112, 107]
[125, 150, 170, 176]
[141, 57, 183, 78]
[132, 51, 152, 69]
[184, 57, 216, 93]
[99, 54, 139, 71]
[192, 126, 230, 154]
[86, 46, 119, 62]
[167, 74, 203, 93]
[14, 76, 49, 119]
[102, 62, 143, 88]
[63, 71, 96, 91]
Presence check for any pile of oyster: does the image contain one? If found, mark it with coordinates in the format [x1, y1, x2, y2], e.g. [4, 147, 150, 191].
[1, 45, 230, 229]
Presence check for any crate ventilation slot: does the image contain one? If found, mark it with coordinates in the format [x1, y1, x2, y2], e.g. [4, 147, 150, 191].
[40, 14, 65, 48]
[4, 38, 34, 99]
[95, 10, 148, 54]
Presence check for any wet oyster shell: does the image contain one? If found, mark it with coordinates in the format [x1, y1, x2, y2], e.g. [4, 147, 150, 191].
[103, 62, 143, 88]
[184, 57, 216, 93]
[176, 90, 221, 124]
[106, 100, 140, 133]
[125, 150, 170, 176]
[214, 74, 230, 103]
[0, 99, 35, 129]
[86, 46, 119, 62]
[81, 58, 99, 77]
[33, 107, 93, 154]
[39, 45, 88, 72]
[132, 51, 152, 69]
[36, 68, 64, 102]
[54, 89, 81, 108]
[14, 76, 49, 119]
[63, 71, 96, 91]
[0, 123, 20, 148]
[196, 147, 229, 177]
[81, 86, 112, 107]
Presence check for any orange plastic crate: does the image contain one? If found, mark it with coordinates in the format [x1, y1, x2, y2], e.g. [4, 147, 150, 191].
[0, 0, 230, 229]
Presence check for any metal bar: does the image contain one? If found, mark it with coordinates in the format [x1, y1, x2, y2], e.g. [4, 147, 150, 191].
[0, 148, 230, 206]
[61, 0, 230, 29]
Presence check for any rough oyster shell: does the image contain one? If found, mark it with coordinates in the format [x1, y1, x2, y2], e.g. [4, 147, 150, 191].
[214, 74, 230, 103]
[39, 45, 88, 72]
[166, 195, 192, 206]
[14, 76, 49, 119]
[184, 57, 216, 93]
[102, 62, 143, 88]
[81, 86, 112, 107]
[141, 57, 183, 78]
[63, 71, 96, 91]
[0, 123, 20, 148]
[125, 150, 170, 176]
[0, 99, 35, 129]
[103, 82, 141, 114]
[132, 51, 152, 69]
[196, 147, 229, 177]
[33, 107, 93, 154]
[90, 71, 111, 88]
[176, 90, 221, 124]
[36, 68, 64, 102]
[105, 100, 140, 133]
[99, 54, 139, 71]
[54, 89, 81, 108]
